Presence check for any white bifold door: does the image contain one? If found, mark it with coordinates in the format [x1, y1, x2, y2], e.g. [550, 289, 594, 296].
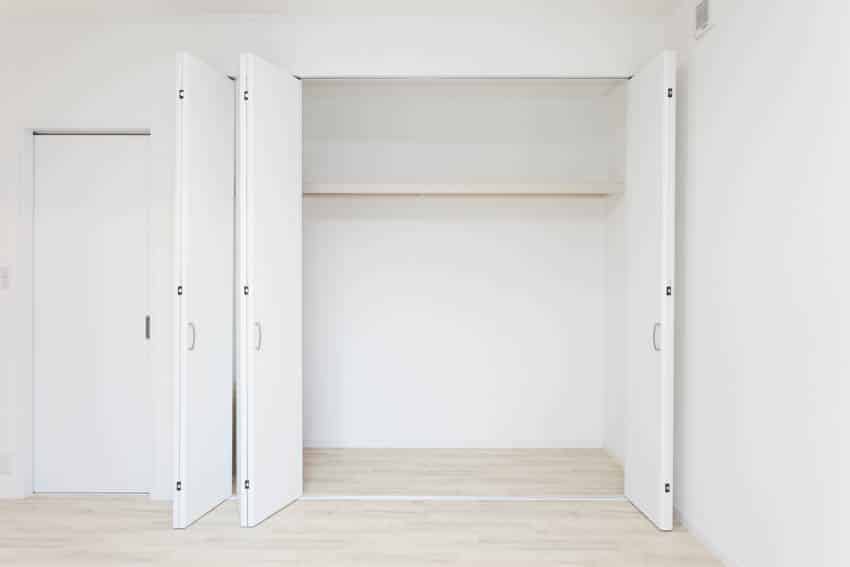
[624, 50, 677, 531]
[238, 54, 303, 528]
[173, 53, 235, 529]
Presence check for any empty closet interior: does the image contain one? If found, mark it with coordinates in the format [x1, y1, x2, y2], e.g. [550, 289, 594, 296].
[180, 50, 673, 530]
[301, 78, 629, 497]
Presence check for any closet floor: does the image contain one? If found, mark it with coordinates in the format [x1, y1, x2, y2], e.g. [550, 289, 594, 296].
[303, 448, 623, 497]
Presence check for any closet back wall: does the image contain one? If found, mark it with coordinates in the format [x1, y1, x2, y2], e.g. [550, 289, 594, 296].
[304, 196, 606, 447]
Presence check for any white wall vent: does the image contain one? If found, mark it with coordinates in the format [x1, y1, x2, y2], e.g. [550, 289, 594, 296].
[695, 0, 712, 38]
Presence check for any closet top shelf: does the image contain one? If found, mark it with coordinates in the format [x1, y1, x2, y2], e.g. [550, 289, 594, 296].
[302, 182, 624, 196]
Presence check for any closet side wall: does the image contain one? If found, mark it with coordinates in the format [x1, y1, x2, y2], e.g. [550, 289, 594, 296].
[603, 194, 627, 464]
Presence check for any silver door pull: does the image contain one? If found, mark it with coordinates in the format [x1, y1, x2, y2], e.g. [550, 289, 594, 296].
[651, 322, 661, 352]
[254, 322, 262, 351]
[187, 322, 197, 350]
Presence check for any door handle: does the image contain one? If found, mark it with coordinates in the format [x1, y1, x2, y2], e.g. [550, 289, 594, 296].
[254, 322, 262, 351]
[651, 322, 661, 352]
[187, 322, 197, 351]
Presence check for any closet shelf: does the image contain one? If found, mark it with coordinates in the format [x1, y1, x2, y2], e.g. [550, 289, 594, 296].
[303, 182, 624, 196]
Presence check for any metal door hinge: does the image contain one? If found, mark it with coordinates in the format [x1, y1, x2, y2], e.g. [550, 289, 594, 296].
[667, 88, 674, 98]
[243, 90, 249, 101]
[244, 480, 251, 490]
[176, 481, 182, 491]
[243, 285, 249, 296]
[145, 315, 151, 339]
[177, 285, 183, 296]
[666, 285, 672, 297]
[178, 89, 185, 100]
[665, 483, 671, 494]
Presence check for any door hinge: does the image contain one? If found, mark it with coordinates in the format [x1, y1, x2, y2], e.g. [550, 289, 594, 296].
[667, 88, 674, 98]
[145, 315, 151, 339]
[178, 89, 185, 100]
[244, 479, 251, 490]
[176, 481, 182, 491]
[177, 285, 183, 296]
[665, 483, 671, 494]
[243, 285, 249, 296]
[243, 90, 249, 101]
[666, 285, 672, 297]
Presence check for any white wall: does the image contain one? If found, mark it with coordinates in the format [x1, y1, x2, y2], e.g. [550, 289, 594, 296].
[603, 193, 628, 464]
[667, 1, 848, 566]
[0, 15, 292, 500]
[304, 79, 626, 188]
[302, 79, 624, 448]
[304, 196, 607, 447]
[1, 2, 675, 499]
[289, 0, 676, 77]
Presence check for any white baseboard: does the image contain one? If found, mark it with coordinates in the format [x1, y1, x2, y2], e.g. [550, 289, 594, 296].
[0, 474, 29, 499]
[302, 495, 627, 502]
[675, 506, 738, 567]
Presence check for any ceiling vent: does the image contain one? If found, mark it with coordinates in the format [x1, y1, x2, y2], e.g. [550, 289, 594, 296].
[695, 0, 712, 38]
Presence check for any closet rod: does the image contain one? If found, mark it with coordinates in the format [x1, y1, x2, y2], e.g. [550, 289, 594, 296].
[293, 74, 633, 81]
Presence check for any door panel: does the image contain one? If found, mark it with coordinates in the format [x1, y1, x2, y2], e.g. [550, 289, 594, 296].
[238, 53, 303, 527]
[624, 50, 677, 531]
[173, 53, 235, 529]
[33, 135, 152, 493]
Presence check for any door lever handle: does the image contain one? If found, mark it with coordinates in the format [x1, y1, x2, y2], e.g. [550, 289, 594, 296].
[254, 322, 262, 351]
[187, 322, 197, 351]
[651, 322, 661, 352]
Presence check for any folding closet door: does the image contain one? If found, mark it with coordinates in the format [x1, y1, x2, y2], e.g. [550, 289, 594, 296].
[624, 50, 677, 531]
[238, 54, 303, 527]
[173, 53, 235, 529]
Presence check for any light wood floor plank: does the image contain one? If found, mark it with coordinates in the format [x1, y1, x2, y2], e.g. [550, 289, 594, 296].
[0, 496, 721, 566]
[304, 448, 624, 496]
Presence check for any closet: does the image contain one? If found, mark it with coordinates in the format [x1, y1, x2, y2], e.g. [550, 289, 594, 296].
[173, 51, 676, 532]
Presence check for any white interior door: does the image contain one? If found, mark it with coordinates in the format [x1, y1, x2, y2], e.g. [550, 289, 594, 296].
[624, 50, 677, 531]
[33, 134, 152, 493]
[238, 53, 303, 528]
[173, 53, 235, 529]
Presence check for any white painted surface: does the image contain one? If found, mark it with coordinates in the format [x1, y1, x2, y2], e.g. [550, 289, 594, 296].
[238, 53, 303, 528]
[0, 17, 290, 501]
[0, 5, 676, 499]
[667, 1, 848, 565]
[33, 135, 152, 493]
[602, 190, 627, 465]
[304, 196, 606, 448]
[623, 51, 676, 531]
[173, 53, 234, 528]
[304, 183, 624, 196]
[302, 77, 624, 449]
[288, 0, 677, 77]
[303, 79, 625, 192]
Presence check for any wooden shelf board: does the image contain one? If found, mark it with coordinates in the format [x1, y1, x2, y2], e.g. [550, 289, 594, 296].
[303, 182, 624, 196]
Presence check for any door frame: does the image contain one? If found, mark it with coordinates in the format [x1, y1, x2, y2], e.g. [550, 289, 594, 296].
[9, 128, 156, 497]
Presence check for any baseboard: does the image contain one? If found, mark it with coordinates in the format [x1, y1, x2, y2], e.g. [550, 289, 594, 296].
[148, 486, 172, 502]
[0, 473, 28, 499]
[675, 506, 737, 567]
